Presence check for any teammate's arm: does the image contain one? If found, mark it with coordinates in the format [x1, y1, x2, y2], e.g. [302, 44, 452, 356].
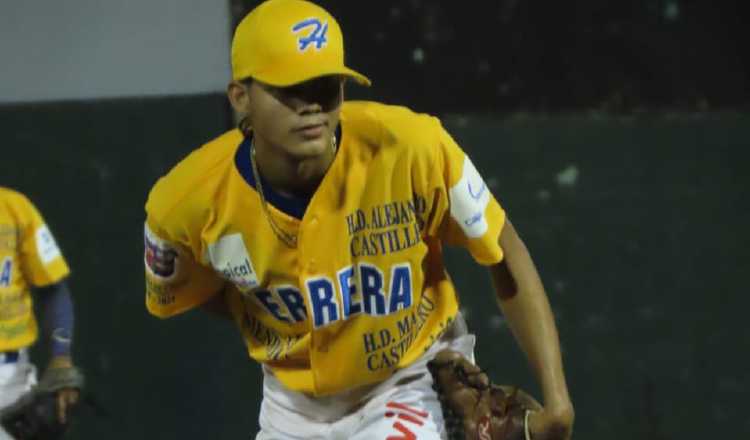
[490, 219, 574, 440]
[15, 191, 81, 425]
[34, 279, 79, 423]
[34, 280, 75, 359]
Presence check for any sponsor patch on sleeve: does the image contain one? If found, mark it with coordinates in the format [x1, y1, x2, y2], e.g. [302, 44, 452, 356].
[448, 157, 491, 238]
[206, 233, 258, 292]
[35, 224, 62, 265]
[144, 223, 180, 282]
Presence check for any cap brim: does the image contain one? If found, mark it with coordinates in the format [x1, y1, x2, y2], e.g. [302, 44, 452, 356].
[340, 67, 372, 87]
[254, 65, 371, 87]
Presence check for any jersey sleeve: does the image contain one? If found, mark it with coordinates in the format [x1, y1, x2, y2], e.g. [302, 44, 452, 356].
[417, 119, 506, 265]
[144, 191, 225, 318]
[16, 194, 70, 287]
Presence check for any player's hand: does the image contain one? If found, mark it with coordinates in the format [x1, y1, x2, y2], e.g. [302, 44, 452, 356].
[56, 387, 80, 424]
[527, 401, 574, 440]
[46, 355, 81, 424]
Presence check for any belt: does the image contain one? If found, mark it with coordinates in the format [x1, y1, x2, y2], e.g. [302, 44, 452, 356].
[0, 350, 20, 364]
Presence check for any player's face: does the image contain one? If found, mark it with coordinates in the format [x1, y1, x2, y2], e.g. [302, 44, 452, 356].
[245, 76, 344, 159]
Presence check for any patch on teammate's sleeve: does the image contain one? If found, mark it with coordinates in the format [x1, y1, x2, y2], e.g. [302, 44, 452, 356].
[144, 223, 181, 282]
[35, 224, 62, 264]
[448, 157, 491, 238]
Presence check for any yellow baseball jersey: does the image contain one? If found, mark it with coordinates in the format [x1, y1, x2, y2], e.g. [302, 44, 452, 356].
[0, 187, 70, 351]
[144, 101, 506, 396]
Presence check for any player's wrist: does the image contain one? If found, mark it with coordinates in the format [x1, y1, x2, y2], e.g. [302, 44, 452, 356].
[47, 355, 74, 369]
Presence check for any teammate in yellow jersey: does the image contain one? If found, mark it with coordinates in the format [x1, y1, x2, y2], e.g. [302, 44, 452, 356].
[144, 0, 573, 438]
[0, 187, 81, 438]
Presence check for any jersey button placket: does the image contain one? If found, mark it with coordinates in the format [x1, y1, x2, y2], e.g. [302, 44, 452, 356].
[297, 214, 321, 330]
[299, 213, 323, 393]
[300, 215, 319, 272]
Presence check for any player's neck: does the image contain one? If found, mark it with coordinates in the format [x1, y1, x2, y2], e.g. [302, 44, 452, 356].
[253, 138, 335, 198]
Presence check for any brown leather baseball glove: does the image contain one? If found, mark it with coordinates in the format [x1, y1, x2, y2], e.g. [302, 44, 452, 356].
[427, 349, 542, 440]
[0, 366, 84, 440]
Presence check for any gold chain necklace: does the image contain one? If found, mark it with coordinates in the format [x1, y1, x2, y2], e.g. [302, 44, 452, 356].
[249, 136, 337, 249]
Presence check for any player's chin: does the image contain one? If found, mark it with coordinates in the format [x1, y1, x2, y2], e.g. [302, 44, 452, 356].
[285, 135, 331, 159]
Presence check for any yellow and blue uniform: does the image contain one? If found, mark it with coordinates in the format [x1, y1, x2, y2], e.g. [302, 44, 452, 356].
[144, 101, 506, 396]
[0, 187, 70, 352]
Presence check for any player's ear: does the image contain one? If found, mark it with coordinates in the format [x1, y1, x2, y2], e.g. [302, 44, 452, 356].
[227, 79, 252, 114]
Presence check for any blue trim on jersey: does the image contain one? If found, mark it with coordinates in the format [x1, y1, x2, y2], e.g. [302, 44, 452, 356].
[235, 138, 308, 219]
[1, 351, 19, 363]
[234, 126, 342, 220]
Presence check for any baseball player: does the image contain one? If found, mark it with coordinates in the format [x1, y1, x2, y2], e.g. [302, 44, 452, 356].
[144, 0, 574, 439]
[0, 187, 81, 439]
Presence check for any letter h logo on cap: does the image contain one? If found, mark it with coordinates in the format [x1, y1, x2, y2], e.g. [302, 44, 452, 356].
[292, 18, 329, 51]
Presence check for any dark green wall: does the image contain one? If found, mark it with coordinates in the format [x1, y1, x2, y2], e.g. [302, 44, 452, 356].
[2, 98, 748, 439]
[441, 113, 749, 439]
[2, 96, 261, 439]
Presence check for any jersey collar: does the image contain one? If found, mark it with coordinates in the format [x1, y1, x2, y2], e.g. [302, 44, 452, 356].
[234, 125, 342, 220]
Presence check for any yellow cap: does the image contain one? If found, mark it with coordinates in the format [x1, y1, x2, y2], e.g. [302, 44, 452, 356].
[231, 0, 371, 87]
